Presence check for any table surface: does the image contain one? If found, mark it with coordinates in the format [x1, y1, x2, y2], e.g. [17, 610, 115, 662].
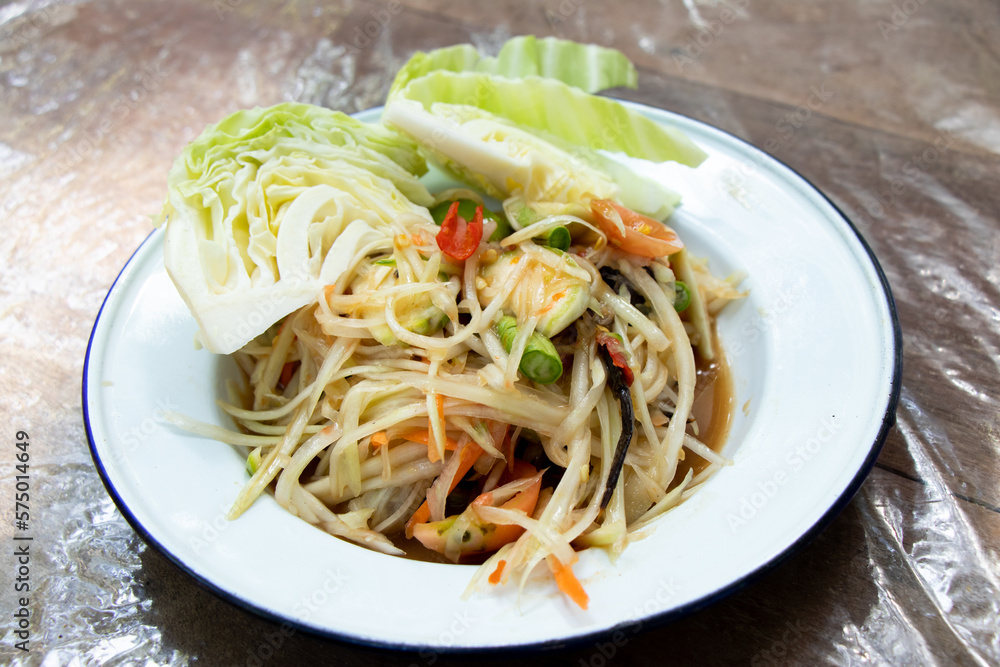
[1, 1, 998, 664]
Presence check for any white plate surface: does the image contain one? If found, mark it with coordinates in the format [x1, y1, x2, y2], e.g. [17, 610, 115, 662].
[84, 103, 900, 652]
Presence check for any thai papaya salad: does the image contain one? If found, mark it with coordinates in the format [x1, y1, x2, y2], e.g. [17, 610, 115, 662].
[155, 36, 746, 609]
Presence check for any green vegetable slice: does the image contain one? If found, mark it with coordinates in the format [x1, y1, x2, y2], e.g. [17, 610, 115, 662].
[392, 71, 707, 167]
[389, 35, 637, 99]
[539, 226, 571, 251]
[496, 315, 563, 384]
[673, 281, 692, 312]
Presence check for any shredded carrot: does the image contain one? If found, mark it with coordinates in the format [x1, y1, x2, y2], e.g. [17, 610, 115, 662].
[538, 291, 566, 315]
[370, 429, 459, 460]
[435, 394, 445, 421]
[489, 560, 506, 585]
[323, 284, 336, 299]
[279, 361, 298, 388]
[401, 428, 458, 463]
[459, 441, 483, 473]
[547, 555, 589, 610]
[404, 443, 484, 538]
[404, 505, 430, 538]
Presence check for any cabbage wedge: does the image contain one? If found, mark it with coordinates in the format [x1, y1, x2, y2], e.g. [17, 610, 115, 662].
[155, 102, 433, 354]
[383, 99, 683, 219]
[384, 37, 706, 221]
[389, 70, 706, 169]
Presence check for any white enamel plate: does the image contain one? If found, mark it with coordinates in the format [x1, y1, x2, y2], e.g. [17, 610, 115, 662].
[84, 104, 901, 652]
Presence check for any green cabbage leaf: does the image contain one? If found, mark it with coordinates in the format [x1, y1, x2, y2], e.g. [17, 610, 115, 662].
[383, 99, 683, 219]
[155, 102, 433, 354]
[391, 70, 706, 167]
[384, 37, 705, 220]
[388, 35, 638, 99]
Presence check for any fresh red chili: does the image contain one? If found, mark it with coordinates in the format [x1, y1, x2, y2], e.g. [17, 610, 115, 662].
[595, 327, 634, 387]
[595, 326, 635, 509]
[436, 201, 484, 261]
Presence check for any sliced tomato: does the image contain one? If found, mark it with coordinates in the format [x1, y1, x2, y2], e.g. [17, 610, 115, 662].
[590, 199, 683, 258]
[436, 201, 484, 261]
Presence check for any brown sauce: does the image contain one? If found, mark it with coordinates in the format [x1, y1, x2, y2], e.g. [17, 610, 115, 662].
[670, 338, 735, 487]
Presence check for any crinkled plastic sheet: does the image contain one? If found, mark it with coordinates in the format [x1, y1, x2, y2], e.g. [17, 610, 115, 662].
[1, 0, 998, 664]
